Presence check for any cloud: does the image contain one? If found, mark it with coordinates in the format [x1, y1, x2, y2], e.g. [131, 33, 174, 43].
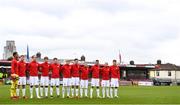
[0, 0, 180, 64]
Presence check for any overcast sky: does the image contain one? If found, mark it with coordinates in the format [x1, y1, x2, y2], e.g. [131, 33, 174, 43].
[0, 0, 180, 64]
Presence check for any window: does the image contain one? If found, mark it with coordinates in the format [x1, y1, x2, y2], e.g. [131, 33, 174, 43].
[156, 71, 160, 76]
[168, 71, 171, 76]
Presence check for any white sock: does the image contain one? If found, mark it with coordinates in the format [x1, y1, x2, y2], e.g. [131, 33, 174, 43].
[97, 88, 100, 97]
[76, 88, 79, 96]
[110, 88, 113, 97]
[35, 88, 39, 97]
[85, 88, 88, 97]
[115, 88, 118, 96]
[67, 87, 70, 96]
[56, 87, 60, 96]
[80, 88, 83, 97]
[90, 88, 93, 98]
[40, 87, 43, 96]
[30, 87, 33, 97]
[50, 87, 53, 96]
[102, 87, 105, 98]
[71, 88, 74, 97]
[45, 87, 48, 97]
[16, 88, 20, 96]
[62, 87, 65, 98]
[106, 88, 109, 97]
[22, 88, 26, 97]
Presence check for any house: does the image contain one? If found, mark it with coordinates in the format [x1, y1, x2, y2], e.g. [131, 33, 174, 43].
[149, 61, 180, 85]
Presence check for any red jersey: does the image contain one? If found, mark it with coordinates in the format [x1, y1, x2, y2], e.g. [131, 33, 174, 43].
[91, 65, 100, 78]
[28, 61, 39, 76]
[101, 66, 110, 80]
[11, 58, 18, 75]
[110, 65, 120, 79]
[80, 66, 89, 80]
[50, 63, 60, 78]
[71, 64, 80, 77]
[40, 62, 50, 76]
[61, 64, 71, 78]
[18, 61, 26, 77]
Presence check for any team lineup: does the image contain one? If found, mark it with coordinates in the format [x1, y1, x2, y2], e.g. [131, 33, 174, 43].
[10, 52, 120, 99]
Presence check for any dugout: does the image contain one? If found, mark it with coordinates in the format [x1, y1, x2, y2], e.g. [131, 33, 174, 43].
[120, 64, 155, 81]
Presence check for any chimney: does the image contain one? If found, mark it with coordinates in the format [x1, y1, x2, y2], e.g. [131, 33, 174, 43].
[157, 60, 162, 65]
[130, 60, 135, 65]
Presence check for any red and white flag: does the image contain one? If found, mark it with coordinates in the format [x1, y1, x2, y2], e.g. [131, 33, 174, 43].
[119, 50, 121, 64]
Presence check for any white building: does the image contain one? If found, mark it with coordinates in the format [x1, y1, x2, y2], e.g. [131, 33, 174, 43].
[149, 63, 180, 85]
[3, 40, 16, 59]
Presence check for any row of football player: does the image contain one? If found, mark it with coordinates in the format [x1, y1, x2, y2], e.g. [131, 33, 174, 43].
[11, 52, 120, 99]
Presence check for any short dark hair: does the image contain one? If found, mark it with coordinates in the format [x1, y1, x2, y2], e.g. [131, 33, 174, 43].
[113, 60, 117, 62]
[53, 58, 58, 60]
[31, 55, 36, 58]
[20, 55, 24, 57]
[13, 52, 18, 57]
[44, 56, 48, 60]
[74, 58, 78, 61]
[96, 60, 99, 62]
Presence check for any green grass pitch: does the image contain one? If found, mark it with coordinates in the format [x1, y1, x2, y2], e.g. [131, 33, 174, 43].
[0, 85, 180, 104]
